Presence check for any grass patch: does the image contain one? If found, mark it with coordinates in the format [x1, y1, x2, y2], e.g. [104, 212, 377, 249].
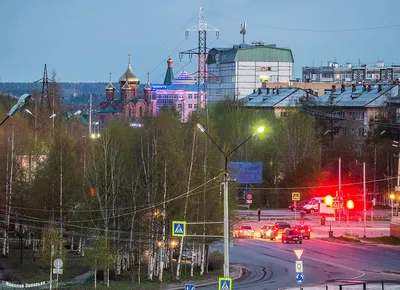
[0, 243, 91, 283]
[364, 236, 400, 245]
[335, 236, 361, 243]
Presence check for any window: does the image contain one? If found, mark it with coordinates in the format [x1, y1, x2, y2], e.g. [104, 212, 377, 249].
[188, 94, 193, 99]
[188, 104, 193, 109]
[194, 94, 198, 99]
[177, 104, 182, 109]
[139, 106, 143, 117]
[194, 104, 198, 109]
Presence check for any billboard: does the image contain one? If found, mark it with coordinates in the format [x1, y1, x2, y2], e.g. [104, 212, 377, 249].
[227, 162, 263, 184]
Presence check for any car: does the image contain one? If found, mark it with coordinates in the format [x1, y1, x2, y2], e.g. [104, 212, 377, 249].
[293, 224, 311, 239]
[281, 229, 303, 244]
[260, 225, 273, 239]
[288, 200, 310, 211]
[234, 225, 255, 238]
[269, 222, 291, 241]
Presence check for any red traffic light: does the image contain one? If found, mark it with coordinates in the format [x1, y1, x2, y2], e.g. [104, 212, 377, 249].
[324, 195, 333, 207]
[346, 200, 354, 210]
[90, 187, 95, 197]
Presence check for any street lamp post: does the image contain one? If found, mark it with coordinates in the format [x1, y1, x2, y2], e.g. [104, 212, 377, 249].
[197, 123, 264, 278]
[390, 194, 395, 219]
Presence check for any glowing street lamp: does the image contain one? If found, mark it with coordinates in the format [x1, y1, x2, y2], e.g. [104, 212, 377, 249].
[390, 194, 395, 219]
[197, 123, 265, 278]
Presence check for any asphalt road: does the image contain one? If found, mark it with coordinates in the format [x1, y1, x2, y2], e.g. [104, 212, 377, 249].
[199, 238, 400, 290]
[195, 209, 399, 290]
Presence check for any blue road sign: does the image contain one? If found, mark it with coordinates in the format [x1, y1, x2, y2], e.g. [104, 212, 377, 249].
[296, 273, 304, 284]
[185, 284, 195, 290]
[172, 221, 186, 237]
[218, 278, 232, 290]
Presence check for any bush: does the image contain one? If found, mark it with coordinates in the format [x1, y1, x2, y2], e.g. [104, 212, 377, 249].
[208, 251, 224, 271]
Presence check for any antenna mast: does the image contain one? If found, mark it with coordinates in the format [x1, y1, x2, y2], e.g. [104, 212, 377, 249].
[180, 8, 219, 116]
[240, 22, 246, 44]
[40, 64, 49, 106]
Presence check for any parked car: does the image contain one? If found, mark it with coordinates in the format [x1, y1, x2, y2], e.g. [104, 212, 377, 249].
[281, 229, 303, 244]
[293, 224, 311, 239]
[234, 225, 255, 239]
[269, 222, 291, 241]
[260, 225, 273, 239]
[288, 200, 310, 211]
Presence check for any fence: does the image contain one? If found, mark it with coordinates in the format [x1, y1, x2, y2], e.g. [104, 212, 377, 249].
[286, 280, 400, 290]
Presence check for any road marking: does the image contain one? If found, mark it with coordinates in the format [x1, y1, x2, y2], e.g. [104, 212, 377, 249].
[243, 239, 365, 280]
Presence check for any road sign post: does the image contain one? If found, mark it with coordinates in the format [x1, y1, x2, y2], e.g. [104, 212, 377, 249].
[292, 192, 300, 201]
[53, 258, 63, 289]
[218, 277, 232, 290]
[293, 249, 304, 285]
[172, 221, 186, 237]
[246, 193, 252, 204]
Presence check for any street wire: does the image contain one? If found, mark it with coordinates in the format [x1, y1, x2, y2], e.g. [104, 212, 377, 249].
[205, 8, 400, 32]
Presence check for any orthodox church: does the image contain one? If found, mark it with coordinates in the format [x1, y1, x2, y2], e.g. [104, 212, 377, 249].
[97, 54, 154, 123]
[97, 54, 204, 124]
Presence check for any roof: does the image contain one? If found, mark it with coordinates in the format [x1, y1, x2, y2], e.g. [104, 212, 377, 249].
[163, 65, 174, 86]
[207, 45, 294, 65]
[242, 88, 306, 108]
[317, 84, 396, 107]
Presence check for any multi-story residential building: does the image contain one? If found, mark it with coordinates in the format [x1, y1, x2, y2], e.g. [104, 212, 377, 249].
[241, 83, 400, 140]
[302, 61, 400, 83]
[207, 43, 294, 102]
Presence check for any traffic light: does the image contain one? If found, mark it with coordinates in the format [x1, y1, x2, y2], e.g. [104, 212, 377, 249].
[324, 195, 333, 207]
[90, 187, 95, 197]
[346, 200, 354, 210]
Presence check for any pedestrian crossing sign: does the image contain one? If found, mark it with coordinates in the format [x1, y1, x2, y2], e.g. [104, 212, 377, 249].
[172, 221, 186, 237]
[218, 277, 232, 290]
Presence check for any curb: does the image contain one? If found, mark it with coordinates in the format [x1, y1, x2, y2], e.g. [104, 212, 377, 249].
[167, 264, 243, 290]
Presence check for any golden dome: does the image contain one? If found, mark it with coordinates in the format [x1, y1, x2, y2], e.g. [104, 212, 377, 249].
[167, 57, 173, 63]
[119, 64, 139, 84]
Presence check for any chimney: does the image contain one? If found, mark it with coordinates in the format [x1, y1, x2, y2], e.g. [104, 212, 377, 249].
[352, 84, 356, 92]
[253, 89, 256, 94]
[272, 88, 275, 94]
[277, 89, 280, 95]
[362, 84, 366, 92]
[267, 88, 270, 94]
[341, 84, 345, 93]
[258, 88, 262, 95]
[378, 84, 382, 92]
[367, 84, 372, 92]
[331, 85, 336, 92]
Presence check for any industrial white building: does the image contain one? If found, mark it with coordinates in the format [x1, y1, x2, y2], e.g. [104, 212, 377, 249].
[207, 43, 294, 102]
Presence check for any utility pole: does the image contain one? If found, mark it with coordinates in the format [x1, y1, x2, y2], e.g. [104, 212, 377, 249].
[89, 94, 92, 135]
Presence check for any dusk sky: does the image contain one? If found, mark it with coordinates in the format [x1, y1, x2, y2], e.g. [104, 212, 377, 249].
[0, 0, 399, 83]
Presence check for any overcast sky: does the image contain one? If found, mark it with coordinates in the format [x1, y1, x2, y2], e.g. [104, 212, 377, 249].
[0, 0, 399, 83]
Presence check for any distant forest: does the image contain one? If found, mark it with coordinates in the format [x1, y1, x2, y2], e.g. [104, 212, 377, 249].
[0, 82, 146, 105]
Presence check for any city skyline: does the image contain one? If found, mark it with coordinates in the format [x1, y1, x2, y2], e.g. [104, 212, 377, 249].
[0, 0, 399, 83]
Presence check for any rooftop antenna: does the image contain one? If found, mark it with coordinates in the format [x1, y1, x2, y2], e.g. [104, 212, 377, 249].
[240, 22, 246, 44]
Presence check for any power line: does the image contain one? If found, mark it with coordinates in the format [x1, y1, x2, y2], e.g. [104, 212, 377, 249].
[205, 9, 400, 33]
[238, 176, 398, 191]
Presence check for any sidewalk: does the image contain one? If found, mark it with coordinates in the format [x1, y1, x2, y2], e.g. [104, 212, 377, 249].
[281, 282, 400, 289]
